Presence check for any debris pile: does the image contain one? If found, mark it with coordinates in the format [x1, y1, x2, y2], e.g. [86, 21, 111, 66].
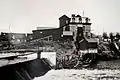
[97, 41, 120, 60]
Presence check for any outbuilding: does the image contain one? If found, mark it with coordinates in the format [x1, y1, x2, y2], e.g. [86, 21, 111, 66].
[79, 38, 98, 53]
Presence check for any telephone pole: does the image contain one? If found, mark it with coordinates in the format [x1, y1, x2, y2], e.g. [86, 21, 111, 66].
[83, 10, 84, 17]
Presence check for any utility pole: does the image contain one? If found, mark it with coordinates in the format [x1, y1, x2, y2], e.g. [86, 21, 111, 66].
[83, 10, 84, 17]
[103, 28, 104, 33]
[8, 24, 12, 49]
[9, 23, 12, 33]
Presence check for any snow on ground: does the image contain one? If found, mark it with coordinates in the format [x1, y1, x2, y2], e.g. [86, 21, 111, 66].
[41, 52, 56, 66]
[0, 53, 37, 67]
[34, 69, 120, 80]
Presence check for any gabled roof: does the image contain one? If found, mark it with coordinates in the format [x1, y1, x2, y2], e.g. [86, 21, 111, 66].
[79, 38, 98, 43]
[59, 15, 69, 19]
[32, 27, 60, 32]
[36, 27, 56, 30]
[76, 15, 81, 17]
[85, 38, 98, 43]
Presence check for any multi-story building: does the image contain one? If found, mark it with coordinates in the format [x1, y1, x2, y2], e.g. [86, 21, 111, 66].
[59, 14, 91, 41]
[32, 14, 92, 42]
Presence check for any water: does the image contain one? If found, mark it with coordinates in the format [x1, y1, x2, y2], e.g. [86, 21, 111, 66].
[34, 59, 120, 80]
[34, 69, 120, 80]
[96, 59, 120, 69]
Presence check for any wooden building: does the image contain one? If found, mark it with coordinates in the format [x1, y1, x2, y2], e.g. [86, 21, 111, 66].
[59, 14, 92, 41]
[32, 14, 92, 42]
[0, 32, 33, 45]
[32, 28, 63, 41]
[79, 38, 98, 53]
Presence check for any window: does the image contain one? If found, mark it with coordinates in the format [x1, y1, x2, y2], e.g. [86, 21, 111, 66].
[66, 20, 68, 24]
[83, 26, 85, 31]
[17, 39, 20, 42]
[40, 32, 43, 34]
[86, 18, 89, 23]
[65, 26, 70, 31]
[72, 17, 75, 22]
[12, 36, 15, 39]
[49, 37, 53, 41]
[63, 26, 66, 31]
[79, 17, 82, 23]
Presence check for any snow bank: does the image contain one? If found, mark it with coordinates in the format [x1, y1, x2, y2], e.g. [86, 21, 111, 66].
[41, 52, 56, 66]
[34, 69, 120, 80]
[0, 53, 37, 67]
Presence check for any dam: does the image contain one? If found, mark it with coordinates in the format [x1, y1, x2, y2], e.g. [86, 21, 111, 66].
[0, 50, 55, 80]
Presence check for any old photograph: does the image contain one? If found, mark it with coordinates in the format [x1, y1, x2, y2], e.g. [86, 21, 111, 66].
[0, 0, 120, 80]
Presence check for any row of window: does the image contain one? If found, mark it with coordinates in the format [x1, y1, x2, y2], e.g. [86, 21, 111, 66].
[63, 26, 89, 31]
[70, 17, 90, 23]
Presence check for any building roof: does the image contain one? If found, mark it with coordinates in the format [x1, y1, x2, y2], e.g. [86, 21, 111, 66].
[76, 14, 81, 17]
[85, 38, 98, 43]
[32, 27, 61, 32]
[36, 27, 57, 30]
[69, 22, 92, 25]
[10, 33, 26, 39]
[59, 15, 69, 19]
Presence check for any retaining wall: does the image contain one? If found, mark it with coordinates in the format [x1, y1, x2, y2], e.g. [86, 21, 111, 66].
[0, 59, 51, 80]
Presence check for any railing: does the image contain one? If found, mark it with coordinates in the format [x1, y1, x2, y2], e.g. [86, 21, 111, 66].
[70, 17, 91, 23]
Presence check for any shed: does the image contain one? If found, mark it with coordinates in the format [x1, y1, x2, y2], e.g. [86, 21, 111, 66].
[79, 38, 98, 50]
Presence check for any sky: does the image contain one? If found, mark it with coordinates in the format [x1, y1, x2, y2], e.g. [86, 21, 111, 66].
[0, 0, 120, 34]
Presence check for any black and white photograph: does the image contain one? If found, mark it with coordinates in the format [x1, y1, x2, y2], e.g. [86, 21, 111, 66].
[0, 0, 120, 80]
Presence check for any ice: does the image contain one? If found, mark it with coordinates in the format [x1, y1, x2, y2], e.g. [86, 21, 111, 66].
[41, 52, 56, 66]
[34, 69, 120, 80]
[0, 52, 37, 67]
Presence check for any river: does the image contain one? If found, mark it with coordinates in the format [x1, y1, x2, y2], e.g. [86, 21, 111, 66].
[34, 59, 120, 80]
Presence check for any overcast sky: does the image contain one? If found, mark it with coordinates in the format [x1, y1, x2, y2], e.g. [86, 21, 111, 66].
[0, 0, 120, 34]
